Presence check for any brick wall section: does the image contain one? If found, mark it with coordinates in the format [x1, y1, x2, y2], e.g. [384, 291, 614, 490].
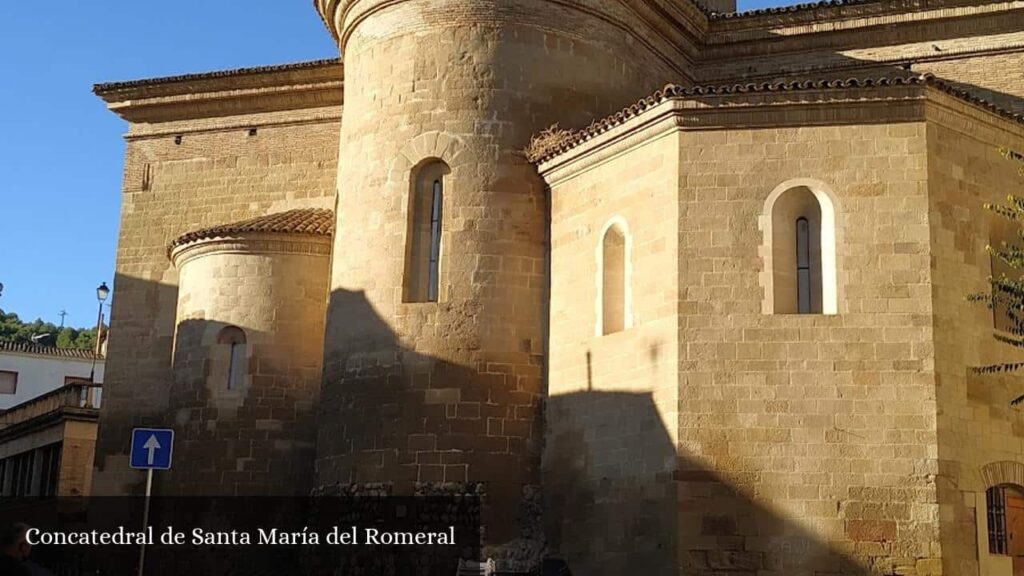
[544, 132, 680, 574]
[700, 11, 1024, 115]
[920, 52, 1024, 114]
[924, 109, 1024, 576]
[92, 111, 340, 496]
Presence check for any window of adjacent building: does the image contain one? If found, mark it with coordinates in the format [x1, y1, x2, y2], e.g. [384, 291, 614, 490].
[214, 326, 247, 391]
[404, 160, 449, 303]
[988, 484, 1024, 557]
[0, 443, 62, 500]
[37, 443, 61, 498]
[0, 450, 35, 499]
[768, 185, 836, 315]
[0, 371, 16, 395]
[601, 223, 628, 335]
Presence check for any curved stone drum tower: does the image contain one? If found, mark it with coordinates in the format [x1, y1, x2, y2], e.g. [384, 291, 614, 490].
[167, 209, 333, 496]
[313, 0, 688, 560]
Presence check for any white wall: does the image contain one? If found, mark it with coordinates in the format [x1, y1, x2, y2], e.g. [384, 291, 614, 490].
[0, 352, 104, 410]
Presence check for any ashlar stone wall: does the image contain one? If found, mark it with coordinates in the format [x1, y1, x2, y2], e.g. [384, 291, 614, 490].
[544, 129, 681, 575]
[924, 99, 1024, 576]
[92, 103, 340, 495]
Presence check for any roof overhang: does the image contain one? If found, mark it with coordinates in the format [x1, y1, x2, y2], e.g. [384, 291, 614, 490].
[93, 59, 344, 124]
[530, 75, 1024, 185]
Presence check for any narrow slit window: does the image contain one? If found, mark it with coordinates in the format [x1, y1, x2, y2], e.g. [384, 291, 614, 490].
[216, 326, 247, 391]
[405, 161, 449, 303]
[227, 340, 243, 390]
[428, 179, 443, 302]
[601, 224, 627, 335]
[796, 217, 811, 314]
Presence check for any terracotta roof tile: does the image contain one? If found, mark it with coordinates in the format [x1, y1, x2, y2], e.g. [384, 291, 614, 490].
[168, 208, 335, 254]
[93, 59, 340, 94]
[0, 340, 101, 360]
[710, 0, 879, 18]
[525, 74, 1024, 164]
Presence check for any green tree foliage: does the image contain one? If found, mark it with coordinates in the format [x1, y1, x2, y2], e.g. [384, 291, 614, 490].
[969, 148, 1024, 405]
[0, 308, 104, 351]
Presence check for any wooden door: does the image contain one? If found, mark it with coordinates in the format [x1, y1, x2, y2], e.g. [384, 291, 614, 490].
[1007, 488, 1024, 576]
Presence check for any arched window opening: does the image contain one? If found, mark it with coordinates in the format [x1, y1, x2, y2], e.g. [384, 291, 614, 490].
[768, 185, 835, 315]
[405, 160, 449, 303]
[987, 484, 1024, 558]
[216, 326, 247, 391]
[601, 224, 627, 335]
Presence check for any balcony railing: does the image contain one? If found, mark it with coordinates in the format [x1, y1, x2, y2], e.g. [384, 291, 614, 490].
[0, 383, 102, 429]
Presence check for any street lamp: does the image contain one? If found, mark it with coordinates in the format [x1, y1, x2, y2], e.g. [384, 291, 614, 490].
[90, 282, 110, 384]
[96, 282, 110, 303]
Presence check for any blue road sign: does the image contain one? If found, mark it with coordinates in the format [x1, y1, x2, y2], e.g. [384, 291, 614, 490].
[130, 428, 174, 470]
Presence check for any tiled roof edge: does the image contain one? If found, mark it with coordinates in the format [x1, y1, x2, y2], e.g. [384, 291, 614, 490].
[167, 208, 335, 256]
[0, 340, 102, 360]
[94, 59, 341, 94]
[709, 0, 882, 19]
[525, 74, 1024, 164]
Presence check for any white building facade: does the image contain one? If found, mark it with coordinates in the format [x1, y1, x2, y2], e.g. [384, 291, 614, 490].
[0, 342, 104, 410]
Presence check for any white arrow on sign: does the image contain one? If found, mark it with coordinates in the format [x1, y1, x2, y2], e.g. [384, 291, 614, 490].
[143, 434, 161, 466]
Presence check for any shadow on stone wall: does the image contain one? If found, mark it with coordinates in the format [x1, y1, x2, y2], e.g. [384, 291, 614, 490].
[91, 272, 178, 497]
[544, 388, 678, 574]
[317, 288, 545, 567]
[163, 317, 319, 496]
[546, 385, 876, 576]
[318, 288, 881, 575]
[95, 275, 903, 574]
[92, 271, 320, 498]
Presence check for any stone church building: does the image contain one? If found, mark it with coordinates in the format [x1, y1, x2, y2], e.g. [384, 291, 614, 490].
[91, 0, 1024, 574]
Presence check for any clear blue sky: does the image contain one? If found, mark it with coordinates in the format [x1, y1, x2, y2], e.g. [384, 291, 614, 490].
[0, 0, 783, 329]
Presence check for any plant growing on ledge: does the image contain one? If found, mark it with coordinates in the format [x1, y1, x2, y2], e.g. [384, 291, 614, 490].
[969, 148, 1024, 405]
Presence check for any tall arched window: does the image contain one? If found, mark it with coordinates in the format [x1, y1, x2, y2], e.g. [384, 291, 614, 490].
[765, 184, 837, 315]
[600, 222, 628, 335]
[405, 160, 449, 303]
[216, 326, 247, 390]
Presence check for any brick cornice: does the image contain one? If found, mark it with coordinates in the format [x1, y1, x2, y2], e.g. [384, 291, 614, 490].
[94, 60, 343, 124]
[122, 106, 342, 140]
[708, 0, 1018, 32]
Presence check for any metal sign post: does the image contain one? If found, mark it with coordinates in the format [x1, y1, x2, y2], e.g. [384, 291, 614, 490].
[129, 428, 174, 576]
[137, 469, 153, 576]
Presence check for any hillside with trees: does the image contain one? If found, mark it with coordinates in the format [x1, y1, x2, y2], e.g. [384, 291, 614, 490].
[0, 308, 104, 351]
